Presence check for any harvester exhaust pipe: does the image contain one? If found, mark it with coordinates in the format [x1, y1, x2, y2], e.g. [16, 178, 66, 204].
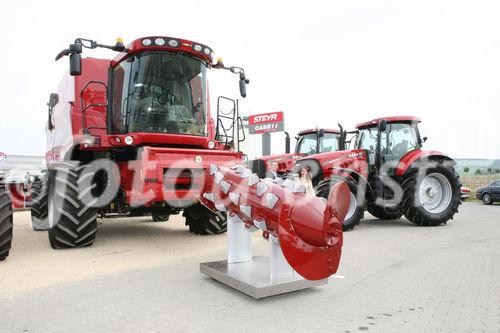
[200, 164, 349, 282]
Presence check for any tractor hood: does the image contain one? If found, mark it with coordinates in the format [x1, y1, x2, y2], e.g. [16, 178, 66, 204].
[295, 150, 370, 183]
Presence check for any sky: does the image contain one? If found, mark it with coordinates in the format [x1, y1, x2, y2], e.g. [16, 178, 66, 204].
[0, 0, 499, 159]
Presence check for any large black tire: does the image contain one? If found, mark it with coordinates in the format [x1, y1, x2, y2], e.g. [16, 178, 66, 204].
[183, 204, 227, 235]
[401, 162, 461, 226]
[315, 176, 364, 231]
[0, 186, 13, 261]
[30, 179, 48, 231]
[48, 162, 99, 249]
[367, 203, 402, 220]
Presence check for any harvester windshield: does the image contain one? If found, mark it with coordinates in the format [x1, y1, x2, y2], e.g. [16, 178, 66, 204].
[112, 52, 207, 136]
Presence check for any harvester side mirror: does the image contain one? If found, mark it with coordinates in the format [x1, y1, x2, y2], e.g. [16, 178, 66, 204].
[239, 72, 249, 98]
[378, 119, 387, 132]
[422, 136, 428, 143]
[48, 93, 59, 108]
[239, 80, 247, 98]
[69, 54, 82, 76]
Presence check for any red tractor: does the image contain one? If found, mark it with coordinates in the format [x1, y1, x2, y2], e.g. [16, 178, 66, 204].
[250, 127, 345, 177]
[30, 36, 250, 248]
[294, 116, 461, 230]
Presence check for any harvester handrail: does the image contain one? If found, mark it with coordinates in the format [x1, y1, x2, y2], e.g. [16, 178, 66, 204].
[79, 80, 108, 135]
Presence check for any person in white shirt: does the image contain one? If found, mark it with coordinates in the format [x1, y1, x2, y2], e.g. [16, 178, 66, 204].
[295, 166, 315, 196]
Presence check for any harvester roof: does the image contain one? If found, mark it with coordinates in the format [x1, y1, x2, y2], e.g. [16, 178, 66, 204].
[112, 36, 214, 65]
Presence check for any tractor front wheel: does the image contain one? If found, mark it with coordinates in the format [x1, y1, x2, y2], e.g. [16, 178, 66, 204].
[0, 186, 13, 261]
[315, 176, 364, 231]
[401, 162, 461, 226]
[183, 204, 227, 235]
[48, 162, 99, 249]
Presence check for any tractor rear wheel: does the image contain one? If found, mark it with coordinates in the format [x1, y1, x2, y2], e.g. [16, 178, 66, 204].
[0, 186, 13, 261]
[401, 162, 461, 226]
[315, 176, 364, 231]
[183, 204, 227, 235]
[30, 179, 49, 231]
[367, 204, 402, 220]
[48, 162, 99, 249]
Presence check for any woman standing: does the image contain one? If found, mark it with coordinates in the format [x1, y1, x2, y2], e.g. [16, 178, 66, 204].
[295, 166, 315, 196]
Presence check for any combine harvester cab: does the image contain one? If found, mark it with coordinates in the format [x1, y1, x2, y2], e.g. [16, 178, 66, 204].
[32, 36, 251, 248]
[295, 116, 461, 231]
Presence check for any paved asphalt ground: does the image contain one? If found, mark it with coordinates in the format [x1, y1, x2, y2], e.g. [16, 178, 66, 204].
[0, 202, 499, 333]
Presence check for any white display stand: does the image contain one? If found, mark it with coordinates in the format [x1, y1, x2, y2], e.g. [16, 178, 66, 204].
[200, 214, 327, 299]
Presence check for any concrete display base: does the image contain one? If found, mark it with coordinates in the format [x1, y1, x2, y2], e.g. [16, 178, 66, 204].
[200, 256, 328, 299]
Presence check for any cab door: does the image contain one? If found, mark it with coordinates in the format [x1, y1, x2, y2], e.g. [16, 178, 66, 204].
[381, 123, 420, 175]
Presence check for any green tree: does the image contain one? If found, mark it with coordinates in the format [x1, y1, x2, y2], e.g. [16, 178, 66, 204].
[475, 168, 482, 175]
[487, 167, 493, 174]
[495, 168, 500, 174]
[463, 167, 469, 173]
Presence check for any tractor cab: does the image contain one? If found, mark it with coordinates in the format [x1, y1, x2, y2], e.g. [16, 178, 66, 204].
[355, 116, 423, 173]
[295, 128, 344, 156]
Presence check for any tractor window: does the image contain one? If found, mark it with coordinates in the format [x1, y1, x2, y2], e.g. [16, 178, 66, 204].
[296, 134, 318, 155]
[386, 123, 419, 161]
[112, 52, 208, 136]
[356, 127, 377, 152]
[319, 133, 339, 153]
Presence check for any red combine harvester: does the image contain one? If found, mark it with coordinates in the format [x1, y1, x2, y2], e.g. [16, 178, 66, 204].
[30, 36, 251, 248]
[250, 127, 345, 178]
[293, 116, 461, 230]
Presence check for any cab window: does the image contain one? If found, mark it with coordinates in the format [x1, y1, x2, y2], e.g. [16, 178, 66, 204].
[319, 133, 339, 153]
[296, 134, 318, 155]
[385, 123, 419, 161]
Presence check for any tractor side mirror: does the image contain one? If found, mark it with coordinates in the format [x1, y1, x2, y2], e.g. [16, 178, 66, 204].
[378, 119, 387, 132]
[70, 53, 82, 76]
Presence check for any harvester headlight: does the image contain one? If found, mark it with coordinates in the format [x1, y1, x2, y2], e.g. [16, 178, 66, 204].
[124, 136, 134, 145]
[168, 39, 179, 47]
[154, 38, 165, 46]
[193, 44, 202, 52]
[203, 47, 211, 55]
[208, 141, 215, 149]
[142, 38, 152, 46]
